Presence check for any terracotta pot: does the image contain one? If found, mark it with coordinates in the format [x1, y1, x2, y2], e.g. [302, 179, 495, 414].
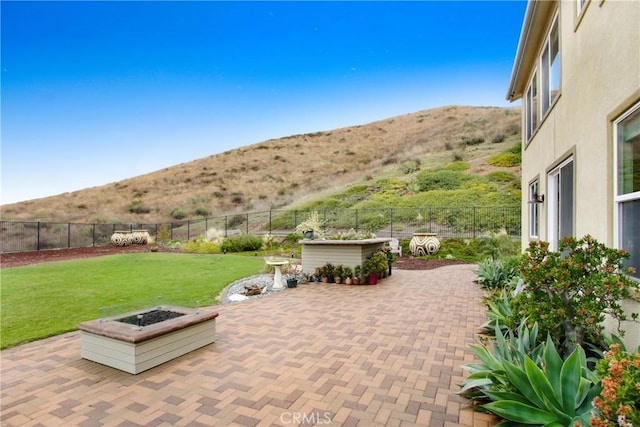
[345, 277, 352, 285]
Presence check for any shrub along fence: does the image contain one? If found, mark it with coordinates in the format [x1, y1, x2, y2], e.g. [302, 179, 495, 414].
[0, 206, 520, 253]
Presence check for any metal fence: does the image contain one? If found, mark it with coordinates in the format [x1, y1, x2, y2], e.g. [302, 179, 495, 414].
[0, 206, 520, 253]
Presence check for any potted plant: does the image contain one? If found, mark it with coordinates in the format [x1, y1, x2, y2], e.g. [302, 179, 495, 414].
[373, 251, 389, 279]
[362, 257, 378, 285]
[333, 265, 345, 284]
[353, 265, 362, 285]
[285, 262, 303, 288]
[363, 252, 388, 284]
[343, 266, 353, 285]
[294, 211, 325, 240]
[318, 262, 335, 283]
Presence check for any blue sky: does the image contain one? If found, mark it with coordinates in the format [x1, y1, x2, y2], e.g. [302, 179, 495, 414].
[1, 1, 526, 205]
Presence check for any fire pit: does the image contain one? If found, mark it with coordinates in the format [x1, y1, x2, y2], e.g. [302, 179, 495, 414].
[77, 306, 218, 374]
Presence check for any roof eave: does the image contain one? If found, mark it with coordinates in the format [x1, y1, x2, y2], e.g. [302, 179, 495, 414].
[506, 1, 555, 102]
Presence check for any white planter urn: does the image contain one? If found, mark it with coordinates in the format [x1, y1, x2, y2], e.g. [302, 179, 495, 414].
[409, 233, 440, 256]
[111, 231, 133, 246]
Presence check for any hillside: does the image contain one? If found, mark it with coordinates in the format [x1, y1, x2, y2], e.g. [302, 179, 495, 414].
[1, 105, 521, 224]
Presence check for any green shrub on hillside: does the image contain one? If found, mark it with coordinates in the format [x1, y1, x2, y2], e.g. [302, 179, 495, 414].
[486, 152, 521, 167]
[170, 207, 186, 220]
[193, 207, 210, 217]
[227, 214, 247, 229]
[463, 136, 485, 146]
[302, 198, 353, 211]
[129, 199, 151, 214]
[415, 169, 471, 191]
[487, 144, 522, 167]
[445, 161, 470, 171]
[400, 160, 421, 174]
[491, 134, 505, 143]
[486, 171, 517, 183]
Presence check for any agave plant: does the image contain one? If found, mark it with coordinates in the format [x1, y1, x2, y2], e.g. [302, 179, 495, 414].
[480, 338, 601, 427]
[479, 290, 516, 337]
[474, 257, 520, 290]
[461, 322, 544, 400]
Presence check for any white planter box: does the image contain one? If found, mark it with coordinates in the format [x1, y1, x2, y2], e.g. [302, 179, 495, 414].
[77, 307, 218, 374]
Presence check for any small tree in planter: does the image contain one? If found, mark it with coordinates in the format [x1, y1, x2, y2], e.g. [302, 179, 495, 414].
[514, 235, 639, 356]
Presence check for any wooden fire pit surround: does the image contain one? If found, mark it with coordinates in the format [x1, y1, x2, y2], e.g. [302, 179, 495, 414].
[77, 306, 218, 374]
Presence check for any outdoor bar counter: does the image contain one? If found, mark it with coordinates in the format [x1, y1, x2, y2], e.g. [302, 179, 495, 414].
[300, 238, 391, 274]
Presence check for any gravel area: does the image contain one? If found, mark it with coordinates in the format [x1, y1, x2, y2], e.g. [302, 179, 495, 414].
[220, 274, 292, 304]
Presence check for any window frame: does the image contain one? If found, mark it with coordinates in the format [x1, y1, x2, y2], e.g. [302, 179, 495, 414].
[541, 13, 560, 117]
[525, 71, 539, 143]
[613, 102, 640, 280]
[547, 156, 574, 251]
[523, 9, 560, 144]
[529, 180, 540, 239]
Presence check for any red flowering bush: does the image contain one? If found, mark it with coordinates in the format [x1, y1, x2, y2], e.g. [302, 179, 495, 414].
[590, 344, 640, 427]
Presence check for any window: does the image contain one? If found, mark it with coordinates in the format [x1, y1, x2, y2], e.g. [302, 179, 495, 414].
[541, 15, 560, 116]
[524, 11, 559, 141]
[577, 0, 587, 16]
[529, 180, 540, 238]
[525, 72, 539, 142]
[614, 103, 640, 279]
[548, 157, 574, 251]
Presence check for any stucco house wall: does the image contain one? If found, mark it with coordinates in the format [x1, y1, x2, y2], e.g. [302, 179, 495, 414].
[508, 0, 640, 349]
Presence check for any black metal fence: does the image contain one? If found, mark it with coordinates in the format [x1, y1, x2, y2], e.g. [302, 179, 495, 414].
[0, 206, 520, 253]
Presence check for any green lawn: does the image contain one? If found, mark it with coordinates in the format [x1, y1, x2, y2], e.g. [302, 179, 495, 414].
[0, 253, 265, 349]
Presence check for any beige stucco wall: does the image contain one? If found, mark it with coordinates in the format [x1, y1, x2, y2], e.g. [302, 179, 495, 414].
[521, 0, 640, 249]
[602, 298, 640, 352]
[518, 0, 640, 350]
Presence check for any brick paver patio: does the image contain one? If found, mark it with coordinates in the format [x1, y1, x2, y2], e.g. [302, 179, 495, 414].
[1, 264, 498, 426]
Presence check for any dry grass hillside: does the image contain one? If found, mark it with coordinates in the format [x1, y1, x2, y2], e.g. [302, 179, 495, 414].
[1, 105, 521, 224]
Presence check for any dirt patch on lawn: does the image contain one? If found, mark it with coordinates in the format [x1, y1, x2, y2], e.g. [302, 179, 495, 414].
[0, 246, 160, 269]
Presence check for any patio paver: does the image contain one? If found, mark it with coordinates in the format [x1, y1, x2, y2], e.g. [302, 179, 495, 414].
[1, 264, 498, 426]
